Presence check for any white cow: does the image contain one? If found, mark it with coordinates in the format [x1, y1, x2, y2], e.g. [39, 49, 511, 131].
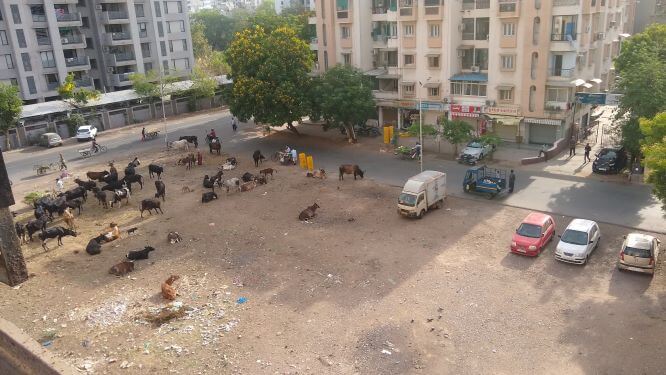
[168, 139, 190, 151]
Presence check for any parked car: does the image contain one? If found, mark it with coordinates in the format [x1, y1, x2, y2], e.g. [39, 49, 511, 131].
[617, 233, 661, 276]
[510, 212, 556, 256]
[458, 140, 494, 164]
[592, 146, 627, 174]
[76, 125, 98, 142]
[555, 219, 601, 265]
[39, 132, 63, 148]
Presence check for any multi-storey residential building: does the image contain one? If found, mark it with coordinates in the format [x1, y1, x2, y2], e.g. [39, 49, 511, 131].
[311, 0, 634, 145]
[0, 0, 194, 104]
[276, 0, 314, 14]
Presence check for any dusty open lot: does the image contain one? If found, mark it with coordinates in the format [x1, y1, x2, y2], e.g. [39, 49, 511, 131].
[2, 145, 665, 375]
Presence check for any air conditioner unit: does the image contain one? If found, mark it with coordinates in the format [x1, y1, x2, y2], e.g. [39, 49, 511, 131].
[95, 5, 102, 10]
[107, 67, 114, 73]
[62, 38, 69, 44]
[457, 49, 465, 57]
[471, 66, 480, 72]
[595, 32, 605, 41]
[103, 46, 109, 53]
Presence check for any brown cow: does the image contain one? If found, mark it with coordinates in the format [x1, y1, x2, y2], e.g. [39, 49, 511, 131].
[240, 180, 257, 192]
[109, 261, 134, 276]
[259, 168, 276, 179]
[339, 164, 365, 180]
[86, 170, 109, 182]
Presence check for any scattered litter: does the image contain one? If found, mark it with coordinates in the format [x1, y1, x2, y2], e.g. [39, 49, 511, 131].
[164, 345, 183, 355]
[41, 340, 52, 347]
[39, 329, 57, 346]
[12, 285, 21, 290]
[262, 192, 267, 196]
[284, 232, 288, 236]
[236, 297, 247, 304]
[108, 358, 117, 364]
[445, 208, 451, 211]
[77, 359, 94, 372]
[70, 298, 128, 327]
[119, 360, 133, 369]
[381, 349, 392, 355]
[209, 222, 215, 226]
[81, 340, 90, 347]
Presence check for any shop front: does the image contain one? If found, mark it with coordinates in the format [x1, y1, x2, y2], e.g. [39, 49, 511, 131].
[482, 105, 523, 142]
[525, 118, 562, 145]
[397, 100, 448, 130]
[450, 104, 484, 135]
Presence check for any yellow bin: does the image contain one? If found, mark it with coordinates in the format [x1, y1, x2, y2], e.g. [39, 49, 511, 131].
[383, 126, 391, 144]
[388, 125, 394, 140]
[306, 155, 314, 171]
[299, 152, 307, 169]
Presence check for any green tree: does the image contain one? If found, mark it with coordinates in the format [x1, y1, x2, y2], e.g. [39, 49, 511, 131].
[315, 65, 376, 142]
[191, 10, 242, 51]
[0, 83, 23, 150]
[191, 22, 213, 59]
[640, 112, 666, 208]
[406, 123, 438, 137]
[188, 68, 218, 110]
[58, 73, 100, 108]
[440, 118, 474, 155]
[226, 25, 312, 134]
[130, 71, 180, 117]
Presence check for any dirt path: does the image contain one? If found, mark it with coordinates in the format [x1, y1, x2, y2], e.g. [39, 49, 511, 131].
[2, 147, 665, 374]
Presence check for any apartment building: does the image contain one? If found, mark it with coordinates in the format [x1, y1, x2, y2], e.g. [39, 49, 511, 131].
[0, 0, 194, 104]
[276, 0, 314, 13]
[311, 0, 634, 145]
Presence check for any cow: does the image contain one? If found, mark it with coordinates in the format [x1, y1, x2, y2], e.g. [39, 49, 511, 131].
[59, 186, 87, 202]
[154, 180, 166, 201]
[179, 135, 199, 148]
[252, 150, 266, 167]
[140, 199, 163, 217]
[201, 191, 218, 203]
[126, 246, 156, 260]
[74, 178, 97, 191]
[339, 164, 365, 180]
[38, 226, 77, 251]
[148, 164, 164, 179]
[65, 197, 84, 215]
[26, 217, 48, 241]
[111, 187, 131, 208]
[86, 171, 109, 182]
[122, 174, 144, 191]
[168, 139, 190, 151]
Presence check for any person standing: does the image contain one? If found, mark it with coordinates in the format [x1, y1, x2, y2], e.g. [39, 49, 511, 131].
[508, 170, 516, 193]
[538, 144, 548, 161]
[141, 127, 146, 141]
[55, 177, 64, 193]
[584, 143, 592, 163]
[569, 136, 576, 157]
[58, 153, 67, 170]
[231, 117, 238, 132]
[291, 148, 298, 165]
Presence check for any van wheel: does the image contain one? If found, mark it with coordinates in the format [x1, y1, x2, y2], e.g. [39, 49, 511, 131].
[417, 210, 425, 219]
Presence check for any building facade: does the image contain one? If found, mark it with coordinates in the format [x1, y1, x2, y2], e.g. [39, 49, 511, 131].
[311, 0, 634, 145]
[0, 0, 194, 104]
[276, 0, 314, 14]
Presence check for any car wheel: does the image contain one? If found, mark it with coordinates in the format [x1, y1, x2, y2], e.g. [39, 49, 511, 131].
[583, 255, 589, 265]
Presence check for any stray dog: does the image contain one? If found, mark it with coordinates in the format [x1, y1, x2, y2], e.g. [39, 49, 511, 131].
[259, 168, 276, 179]
[167, 231, 182, 244]
[109, 261, 134, 276]
[299, 203, 320, 221]
[127, 227, 138, 235]
[161, 275, 180, 300]
[181, 186, 192, 193]
[126, 246, 155, 260]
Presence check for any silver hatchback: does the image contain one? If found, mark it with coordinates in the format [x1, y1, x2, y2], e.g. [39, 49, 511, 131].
[618, 233, 661, 276]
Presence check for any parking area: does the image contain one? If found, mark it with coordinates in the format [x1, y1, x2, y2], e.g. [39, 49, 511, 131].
[1, 147, 665, 374]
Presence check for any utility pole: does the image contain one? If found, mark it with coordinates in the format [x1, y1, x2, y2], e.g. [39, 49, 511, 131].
[0, 150, 28, 286]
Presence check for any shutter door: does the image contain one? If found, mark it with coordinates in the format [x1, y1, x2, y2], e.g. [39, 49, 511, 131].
[529, 123, 557, 145]
[494, 124, 515, 141]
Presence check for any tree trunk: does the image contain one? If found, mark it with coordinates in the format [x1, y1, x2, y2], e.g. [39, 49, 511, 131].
[344, 123, 357, 143]
[3, 130, 10, 151]
[286, 121, 300, 136]
[0, 207, 28, 286]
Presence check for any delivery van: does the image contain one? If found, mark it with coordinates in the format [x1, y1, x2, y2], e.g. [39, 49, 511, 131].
[397, 170, 446, 219]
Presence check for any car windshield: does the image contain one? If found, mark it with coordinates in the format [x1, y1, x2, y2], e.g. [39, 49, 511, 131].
[560, 229, 588, 245]
[78, 128, 89, 133]
[623, 246, 652, 258]
[516, 223, 542, 238]
[598, 150, 617, 160]
[468, 141, 482, 148]
[398, 193, 417, 207]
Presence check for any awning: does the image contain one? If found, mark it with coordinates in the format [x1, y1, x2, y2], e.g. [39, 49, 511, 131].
[485, 114, 522, 126]
[496, 84, 514, 90]
[423, 81, 441, 88]
[452, 112, 479, 118]
[450, 73, 488, 82]
[570, 79, 586, 86]
[377, 73, 400, 79]
[590, 78, 603, 84]
[582, 82, 593, 88]
[524, 118, 562, 126]
[365, 68, 387, 76]
[378, 47, 398, 51]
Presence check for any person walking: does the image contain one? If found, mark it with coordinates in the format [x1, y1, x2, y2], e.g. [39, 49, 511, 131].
[538, 144, 548, 161]
[569, 136, 576, 157]
[141, 127, 146, 141]
[508, 170, 516, 193]
[231, 117, 238, 132]
[584, 143, 592, 163]
[58, 153, 67, 170]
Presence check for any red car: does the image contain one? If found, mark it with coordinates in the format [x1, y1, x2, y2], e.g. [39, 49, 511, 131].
[510, 213, 556, 256]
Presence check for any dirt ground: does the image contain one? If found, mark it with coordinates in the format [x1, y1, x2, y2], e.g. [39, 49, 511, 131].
[1, 145, 665, 375]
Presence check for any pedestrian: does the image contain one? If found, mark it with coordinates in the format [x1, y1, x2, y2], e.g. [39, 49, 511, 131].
[569, 136, 576, 157]
[291, 148, 298, 165]
[231, 117, 238, 132]
[141, 127, 146, 141]
[509, 170, 516, 193]
[584, 143, 592, 163]
[55, 177, 64, 193]
[58, 153, 67, 170]
[538, 144, 548, 160]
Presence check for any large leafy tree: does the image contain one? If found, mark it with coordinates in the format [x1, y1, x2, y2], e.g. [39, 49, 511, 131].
[58, 73, 100, 108]
[226, 25, 312, 133]
[315, 65, 376, 142]
[440, 118, 474, 155]
[188, 68, 218, 110]
[640, 112, 666, 207]
[0, 83, 23, 150]
[614, 24, 666, 159]
[190, 9, 244, 52]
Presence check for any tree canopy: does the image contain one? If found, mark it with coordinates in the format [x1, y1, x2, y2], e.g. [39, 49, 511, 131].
[58, 73, 100, 107]
[440, 118, 473, 155]
[0, 83, 23, 149]
[640, 112, 666, 208]
[314, 65, 376, 142]
[225, 25, 313, 132]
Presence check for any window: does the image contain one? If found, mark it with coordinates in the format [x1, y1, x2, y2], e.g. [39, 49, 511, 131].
[475, 18, 489, 40]
[16, 29, 26, 48]
[30, 5, 46, 22]
[546, 87, 570, 102]
[462, 18, 475, 40]
[403, 24, 414, 37]
[499, 88, 513, 101]
[502, 22, 515, 37]
[450, 81, 487, 97]
[10, 5, 21, 24]
[144, 62, 153, 72]
[141, 42, 151, 57]
[27, 77, 37, 94]
[552, 15, 577, 41]
[500, 55, 515, 70]
[0, 31, 7, 45]
[169, 39, 187, 52]
[429, 24, 440, 38]
[139, 22, 148, 37]
[499, 1, 516, 12]
[529, 85, 536, 111]
[21, 53, 31, 71]
[163, 60, 169, 71]
[0, 54, 14, 70]
[40, 51, 55, 68]
[154, 2, 162, 17]
[0, 10, 3, 21]
[342, 53, 351, 66]
[341, 26, 350, 39]
[135, 4, 145, 17]
[533, 17, 541, 45]
[158, 22, 164, 37]
[168, 21, 185, 33]
[90, 58, 97, 69]
[323, 51, 328, 69]
[461, 48, 488, 70]
[85, 37, 93, 49]
[403, 54, 414, 66]
[81, 17, 89, 28]
[403, 84, 415, 96]
[160, 41, 167, 56]
[322, 24, 327, 46]
[428, 86, 440, 97]
[428, 55, 440, 68]
[172, 58, 189, 70]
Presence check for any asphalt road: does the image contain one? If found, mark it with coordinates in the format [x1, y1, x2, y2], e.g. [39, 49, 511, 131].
[5, 110, 664, 233]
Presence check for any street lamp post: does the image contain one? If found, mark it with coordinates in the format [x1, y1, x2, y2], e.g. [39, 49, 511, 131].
[417, 78, 431, 173]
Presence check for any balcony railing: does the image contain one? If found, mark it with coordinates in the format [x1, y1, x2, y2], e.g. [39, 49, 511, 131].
[139, 30, 148, 38]
[553, 0, 580, 5]
[56, 12, 81, 22]
[65, 56, 89, 67]
[551, 32, 578, 41]
[548, 67, 575, 77]
[114, 52, 135, 62]
[372, 6, 388, 14]
[425, 0, 442, 5]
[61, 34, 83, 45]
[37, 37, 51, 45]
[32, 14, 47, 22]
[310, 37, 318, 44]
[476, 0, 490, 8]
[111, 32, 132, 40]
[42, 60, 56, 69]
[112, 72, 134, 85]
[462, 0, 488, 9]
[106, 11, 129, 20]
[74, 76, 93, 87]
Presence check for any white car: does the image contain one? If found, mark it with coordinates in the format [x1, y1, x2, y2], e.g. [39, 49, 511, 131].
[618, 233, 661, 275]
[76, 125, 98, 142]
[555, 219, 601, 265]
[458, 140, 494, 163]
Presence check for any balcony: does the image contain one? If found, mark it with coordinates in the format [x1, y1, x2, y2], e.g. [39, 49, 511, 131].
[553, 0, 580, 5]
[105, 32, 133, 45]
[65, 56, 90, 70]
[32, 14, 48, 23]
[462, 0, 489, 10]
[60, 34, 85, 48]
[46, 81, 60, 91]
[424, 0, 443, 18]
[498, 0, 519, 17]
[42, 60, 57, 69]
[107, 52, 136, 66]
[56, 12, 82, 26]
[74, 76, 93, 88]
[111, 72, 134, 86]
[102, 11, 130, 24]
[548, 67, 575, 78]
[309, 37, 318, 50]
[53, 0, 79, 3]
[37, 36, 52, 46]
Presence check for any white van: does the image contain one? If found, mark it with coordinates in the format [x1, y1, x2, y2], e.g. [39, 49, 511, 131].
[397, 170, 446, 219]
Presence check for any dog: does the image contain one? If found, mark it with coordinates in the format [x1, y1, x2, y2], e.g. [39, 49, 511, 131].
[167, 231, 182, 244]
[109, 261, 135, 276]
[127, 227, 138, 235]
[126, 246, 155, 260]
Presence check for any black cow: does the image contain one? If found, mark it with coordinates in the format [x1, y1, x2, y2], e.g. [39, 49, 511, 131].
[179, 135, 198, 148]
[253, 150, 266, 167]
[154, 180, 166, 201]
[102, 172, 119, 184]
[203, 175, 216, 191]
[25, 217, 48, 241]
[102, 180, 126, 192]
[86, 235, 105, 255]
[38, 226, 77, 251]
[126, 246, 156, 260]
[148, 164, 164, 180]
[140, 198, 163, 217]
[74, 178, 97, 191]
[44, 196, 67, 219]
[65, 197, 84, 215]
[241, 172, 255, 183]
[60, 186, 87, 203]
[122, 174, 144, 190]
[34, 205, 47, 220]
[201, 191, 218, 203]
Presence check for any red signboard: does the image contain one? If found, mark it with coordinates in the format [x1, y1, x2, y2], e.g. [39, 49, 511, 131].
[450, 105, 481, 114]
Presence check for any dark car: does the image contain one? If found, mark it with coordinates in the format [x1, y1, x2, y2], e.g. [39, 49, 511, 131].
[592, 146, 627, 174]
